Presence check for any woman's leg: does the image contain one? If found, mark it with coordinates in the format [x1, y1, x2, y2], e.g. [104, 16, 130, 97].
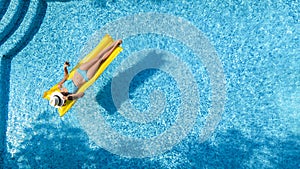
[79, 40, 121, 71]
[86, 59, 103, 79]
[85, 40, 121, 79]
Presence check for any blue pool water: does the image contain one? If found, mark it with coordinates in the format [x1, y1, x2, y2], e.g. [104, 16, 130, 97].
[1, 0, 299, 168]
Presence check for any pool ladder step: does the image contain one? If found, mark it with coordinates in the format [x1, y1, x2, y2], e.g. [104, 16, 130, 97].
[0, 0, 45, 58]
[0, 0, 11, 21]
[0, 0, 30, 47]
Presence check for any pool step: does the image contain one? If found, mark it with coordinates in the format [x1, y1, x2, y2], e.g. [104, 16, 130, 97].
[0, 58, 11, 168]
[0, 0, 30, 47]
[0, 0, 11, 21]
[0, 0, 46, 58]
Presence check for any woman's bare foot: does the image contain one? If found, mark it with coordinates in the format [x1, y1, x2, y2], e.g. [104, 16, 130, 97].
[116, 39, 122, 46]
[112, 39, 122, 48]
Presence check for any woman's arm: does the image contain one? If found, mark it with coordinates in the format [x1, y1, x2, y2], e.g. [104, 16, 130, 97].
[58, 62, 70, 87]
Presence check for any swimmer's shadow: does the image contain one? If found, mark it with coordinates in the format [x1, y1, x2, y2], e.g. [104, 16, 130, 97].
[96, 50, 167, 115]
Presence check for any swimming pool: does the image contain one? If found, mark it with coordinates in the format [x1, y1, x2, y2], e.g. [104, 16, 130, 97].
[1, 0, 299, 168]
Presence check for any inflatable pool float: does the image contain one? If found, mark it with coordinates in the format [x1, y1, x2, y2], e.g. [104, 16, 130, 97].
[43, 34, 122, 117]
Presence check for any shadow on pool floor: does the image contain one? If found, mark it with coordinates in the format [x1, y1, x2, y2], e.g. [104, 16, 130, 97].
[4, 111, 161, 168]
[184, 129, 299, 168]
[96, 50, 167, 115]
[5, 110, 299, 168]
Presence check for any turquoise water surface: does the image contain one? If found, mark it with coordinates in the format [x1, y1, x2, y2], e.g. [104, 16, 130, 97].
[0, 0, 299, 168]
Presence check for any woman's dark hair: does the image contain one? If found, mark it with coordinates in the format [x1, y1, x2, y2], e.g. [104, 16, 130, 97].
[61, 92, 69, 96]
[60, 92, 75, 100]
[67, 96, 74, 100]
[60, 92, 74, 100]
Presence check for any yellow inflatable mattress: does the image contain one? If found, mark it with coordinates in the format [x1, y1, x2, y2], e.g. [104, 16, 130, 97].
[43, 34, 122, 117]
